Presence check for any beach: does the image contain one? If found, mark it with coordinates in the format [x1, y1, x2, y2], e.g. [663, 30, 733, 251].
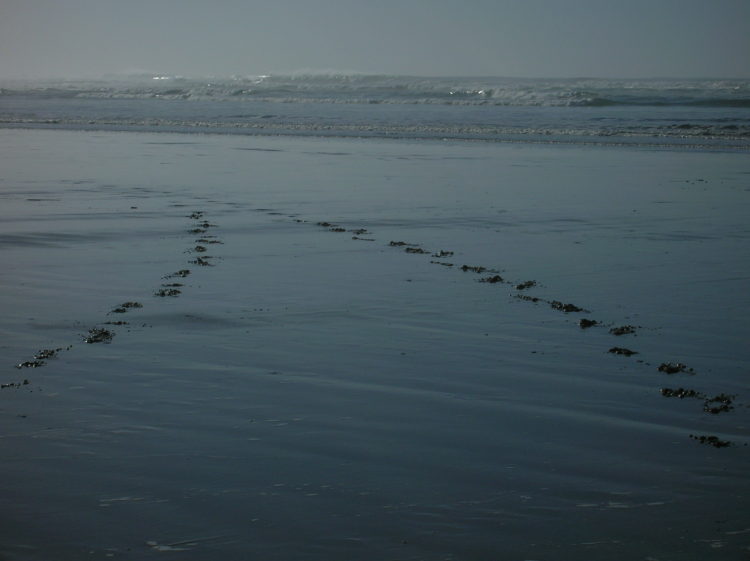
[1, 128, 749, 560]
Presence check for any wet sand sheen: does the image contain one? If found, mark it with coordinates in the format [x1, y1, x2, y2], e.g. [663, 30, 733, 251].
[0, 129, 749, 560]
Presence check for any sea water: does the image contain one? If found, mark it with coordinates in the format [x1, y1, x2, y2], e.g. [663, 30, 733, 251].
[1, 74, 749, 148]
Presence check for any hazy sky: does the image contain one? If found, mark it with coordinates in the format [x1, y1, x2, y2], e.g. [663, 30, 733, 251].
[1, 0, 749, 79]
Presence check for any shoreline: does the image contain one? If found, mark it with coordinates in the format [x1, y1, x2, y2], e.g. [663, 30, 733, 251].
[1, 120, 748, 152]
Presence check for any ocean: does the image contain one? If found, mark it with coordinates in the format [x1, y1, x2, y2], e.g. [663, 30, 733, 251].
[1, 74, 749, 148]
[1, 76, 749, 560]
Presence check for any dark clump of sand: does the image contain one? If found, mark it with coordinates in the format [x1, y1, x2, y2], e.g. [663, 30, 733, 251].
[16, 360, 44, 369]
[610, 325, 638, 336]
[479, 274, 505, 284]
[660, 388, 735, 415]
[549, 300, 587, 313]
[164, 269, 191, 279]
[84, 328, 115, 344]
[155, 288, 181, 297]
[658, 362, 695, 374]
[110, 301, 144, 314]
[1, 379, 29, 389]
[608, 347, 638, 356]
[704, 394, 735, 414]
[690, 434, 732, 448]
[661, 387, 703, 399]
[460, 265, 487, 273]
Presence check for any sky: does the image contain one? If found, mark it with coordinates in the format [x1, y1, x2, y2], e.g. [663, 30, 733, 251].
[1, 0, 749, 79]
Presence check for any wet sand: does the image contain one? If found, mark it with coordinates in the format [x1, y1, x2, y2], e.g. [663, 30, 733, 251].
[1, 129, 749, 560]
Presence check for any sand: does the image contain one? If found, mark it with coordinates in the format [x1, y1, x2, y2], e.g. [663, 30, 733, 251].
[1, 129, 749, 560]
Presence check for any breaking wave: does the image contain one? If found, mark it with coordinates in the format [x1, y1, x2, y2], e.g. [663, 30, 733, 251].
[2, 74, 749, 108]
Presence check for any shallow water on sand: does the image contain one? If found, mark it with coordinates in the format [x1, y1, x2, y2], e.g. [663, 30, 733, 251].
[1, 130, 749, 560]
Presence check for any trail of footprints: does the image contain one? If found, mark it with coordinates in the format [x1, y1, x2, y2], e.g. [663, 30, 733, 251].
[7, 209, 223, 388]
[6, 206, 742, 448]
[303, 215, 743, 449]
